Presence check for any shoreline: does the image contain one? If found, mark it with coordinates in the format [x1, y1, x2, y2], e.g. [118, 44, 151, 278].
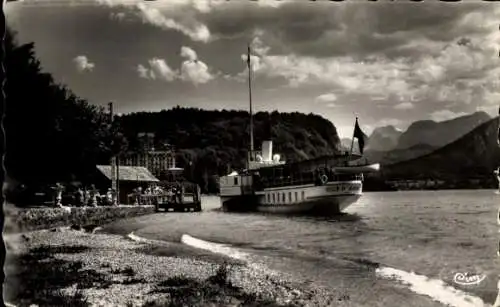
[4, 227, 340, 307]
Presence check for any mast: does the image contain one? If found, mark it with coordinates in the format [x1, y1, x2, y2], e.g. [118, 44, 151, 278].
[247, 44, 254, 154]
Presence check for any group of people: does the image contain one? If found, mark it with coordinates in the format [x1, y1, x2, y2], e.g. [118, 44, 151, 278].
[53, 183, 118, 207]
[130, 183, 183, 205]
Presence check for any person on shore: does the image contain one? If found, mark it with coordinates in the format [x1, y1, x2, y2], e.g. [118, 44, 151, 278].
[111, 188, 118, 206]
[54, 183, 64, 207]
[136, 187, 143, 205]
[74, 187, 84, 207]
[106, 188, 113, 206]
[145, 186, 152, 205]
[84, 187, 90, 207]
[88, 184, 98, 207]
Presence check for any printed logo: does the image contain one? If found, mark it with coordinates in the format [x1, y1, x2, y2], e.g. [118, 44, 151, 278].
[453, 272, 486, 286]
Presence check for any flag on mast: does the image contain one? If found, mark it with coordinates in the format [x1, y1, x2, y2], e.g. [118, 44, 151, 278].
[497, 105, 500, 146]
[353, 117, 369, 154]
[247, 44, 251, 70]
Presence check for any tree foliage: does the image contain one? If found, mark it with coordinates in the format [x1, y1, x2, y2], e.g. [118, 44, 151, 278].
[5, 28, 127, 188]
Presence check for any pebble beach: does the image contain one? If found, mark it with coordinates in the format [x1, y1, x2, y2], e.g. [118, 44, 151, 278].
[4, 227, 343, 307]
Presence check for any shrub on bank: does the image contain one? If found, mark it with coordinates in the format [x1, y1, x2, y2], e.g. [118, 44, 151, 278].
[5, 205, 155, 233]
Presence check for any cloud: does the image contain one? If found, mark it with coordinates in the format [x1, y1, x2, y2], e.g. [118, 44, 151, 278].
[137, 46, 214, 85]
[97, 0, 212, 42]
[394, 102, 414, 110]
[375, 118, 403, 128]
[179, 46, 214, 85]
[137, 58, 177, 81]
[110, 12, 126, 21]
[430, 110, 468, 122]
[180, 46, 198, 61]
[73, 55, 95, 72]
[234, 23, 500, 114]
[135, 3, 211, 42]
[315, 93, 337, 103]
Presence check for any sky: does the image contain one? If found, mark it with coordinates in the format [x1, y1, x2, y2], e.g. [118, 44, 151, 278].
[5, 0, 500, 138]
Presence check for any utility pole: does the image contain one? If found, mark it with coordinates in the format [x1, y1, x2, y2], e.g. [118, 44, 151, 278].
[109, 102, 119, 204]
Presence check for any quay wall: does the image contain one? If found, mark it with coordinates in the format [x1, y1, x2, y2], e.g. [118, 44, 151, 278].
[4, 205, 156, 233]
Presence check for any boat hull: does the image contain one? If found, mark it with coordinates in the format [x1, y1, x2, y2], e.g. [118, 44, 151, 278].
[220, 181, 362, 215]
[256, 194, 361, 214]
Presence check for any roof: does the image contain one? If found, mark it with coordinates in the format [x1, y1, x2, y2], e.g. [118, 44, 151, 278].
[96, 165, 160, 182]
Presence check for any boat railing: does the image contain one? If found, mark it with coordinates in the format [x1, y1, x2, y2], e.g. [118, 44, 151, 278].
[257, 172, 362, 190]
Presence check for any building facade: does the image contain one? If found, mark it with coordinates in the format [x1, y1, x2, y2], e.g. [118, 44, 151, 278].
[120, 150, 179, 179]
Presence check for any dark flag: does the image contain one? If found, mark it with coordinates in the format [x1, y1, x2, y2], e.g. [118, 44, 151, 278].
[353, 117, 369, 154]
[247, 45, 251, 70]
[497, 106, 500, 146]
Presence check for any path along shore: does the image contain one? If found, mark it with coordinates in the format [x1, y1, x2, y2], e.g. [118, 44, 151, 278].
[4, 227, 347, 307]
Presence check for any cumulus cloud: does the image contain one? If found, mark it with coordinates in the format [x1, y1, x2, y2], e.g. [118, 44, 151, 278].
[179, 46, 214, 85]
[430, 110, 468, 122]
[110, 12, 126, 21]
[315, 93, 337, 103]
[137, 58, 177, 81]
[73, 55, 95, 72]
[137, 46, 214, 85]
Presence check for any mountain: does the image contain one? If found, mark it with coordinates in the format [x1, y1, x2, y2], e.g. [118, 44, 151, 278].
[366, 125, 402, 152]
[365, 143, 438, 165]
[395, 111, 491, 150]
[374, 117, 500, 184]
[364, 111, 491, 165]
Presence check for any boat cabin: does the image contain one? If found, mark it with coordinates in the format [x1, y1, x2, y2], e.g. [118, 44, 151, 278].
[219, 171, 255, 196]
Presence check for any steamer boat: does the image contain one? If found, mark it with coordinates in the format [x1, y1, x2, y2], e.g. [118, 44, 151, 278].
[218, 45, 380, 214]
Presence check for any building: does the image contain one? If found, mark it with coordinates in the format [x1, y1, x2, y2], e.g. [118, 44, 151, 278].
[95, 165, 160, 204]
[120, 150, 178, 177]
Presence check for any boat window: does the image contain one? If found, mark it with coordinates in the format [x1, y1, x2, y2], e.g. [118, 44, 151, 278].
[295, 192, 298, 201]
[288, 192, 291, 202]
[267, 194, 270, 203]
[272, 193, 275, 203]
[234, 177, 238, 185]
[282, 193, 286, 202]
[301, 191, 305, 200]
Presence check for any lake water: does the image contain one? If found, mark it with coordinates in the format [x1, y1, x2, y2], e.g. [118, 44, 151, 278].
[104, 190, 500, 306]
